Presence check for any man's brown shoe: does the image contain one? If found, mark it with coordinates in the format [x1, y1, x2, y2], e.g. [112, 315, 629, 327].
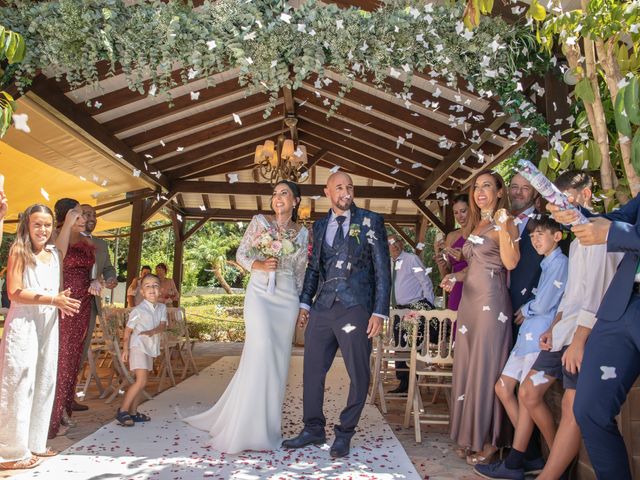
[71, 400, 88, 411]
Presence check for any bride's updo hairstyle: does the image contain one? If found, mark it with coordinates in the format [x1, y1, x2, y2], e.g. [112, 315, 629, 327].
[273, 180, 302, 222]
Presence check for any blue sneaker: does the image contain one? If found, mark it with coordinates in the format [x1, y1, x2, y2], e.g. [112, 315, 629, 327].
[474, 459, 525, 480]
[523, 456, 545, 475]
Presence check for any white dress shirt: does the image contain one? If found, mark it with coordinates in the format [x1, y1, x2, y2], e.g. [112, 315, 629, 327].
[127, 300, 167, 357]
[551, 239, 623, 351]
[392, 251, 435, 306]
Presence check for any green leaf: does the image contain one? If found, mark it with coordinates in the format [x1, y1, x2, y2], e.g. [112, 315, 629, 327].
[632, 128, 640, 176]
[588, 139, 602, 170]
[614, 86, 633, 138]
[575, 78, 595, 104]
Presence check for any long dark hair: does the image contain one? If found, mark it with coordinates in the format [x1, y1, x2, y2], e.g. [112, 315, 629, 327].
[273, 180, 302, 222]
[10, 204, 54, 271]
[54, 197, 79, 227]
[464, 170, 509, 237]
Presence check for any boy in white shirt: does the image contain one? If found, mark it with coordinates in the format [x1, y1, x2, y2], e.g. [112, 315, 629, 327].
[117, 274, 167, 426]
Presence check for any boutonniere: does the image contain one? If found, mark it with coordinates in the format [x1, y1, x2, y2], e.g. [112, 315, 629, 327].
[349, 223, 361, 243]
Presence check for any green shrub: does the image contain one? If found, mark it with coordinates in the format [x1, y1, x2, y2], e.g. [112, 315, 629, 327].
[180, 294, 245, 308]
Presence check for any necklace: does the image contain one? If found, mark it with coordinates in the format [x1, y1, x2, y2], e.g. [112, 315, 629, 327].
[274, 216, 292, 230]
[480, 210, 494, 221]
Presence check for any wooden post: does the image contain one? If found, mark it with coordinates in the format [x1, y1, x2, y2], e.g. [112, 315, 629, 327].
[126, 198, 146, 299]
[171, 212, 186, 302]
[444, 201, 455, 233]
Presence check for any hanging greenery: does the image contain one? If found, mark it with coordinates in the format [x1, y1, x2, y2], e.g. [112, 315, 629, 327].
[0, 0, 548, 133]
[0, 25, 26, 137]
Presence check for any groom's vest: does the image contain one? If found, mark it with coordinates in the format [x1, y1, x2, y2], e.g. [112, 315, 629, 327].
[315, 235, 358, 310]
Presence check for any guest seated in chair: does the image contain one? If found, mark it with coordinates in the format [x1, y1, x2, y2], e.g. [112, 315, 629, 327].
[388, 235, 435, 394]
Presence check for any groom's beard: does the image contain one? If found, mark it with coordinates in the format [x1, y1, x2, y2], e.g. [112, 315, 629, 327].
[335, 197, 353, 211]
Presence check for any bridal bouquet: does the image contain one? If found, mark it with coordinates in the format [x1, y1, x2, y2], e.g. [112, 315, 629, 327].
[249, 225, 299, 294]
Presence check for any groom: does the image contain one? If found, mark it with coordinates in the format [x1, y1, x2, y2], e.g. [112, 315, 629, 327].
[282, 172, 391, 458]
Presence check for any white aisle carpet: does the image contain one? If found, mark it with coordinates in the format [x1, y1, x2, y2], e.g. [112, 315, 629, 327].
[15, 356, 419, 479]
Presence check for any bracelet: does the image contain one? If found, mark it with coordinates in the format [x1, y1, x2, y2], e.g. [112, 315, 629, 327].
[50, 295, 55, 305]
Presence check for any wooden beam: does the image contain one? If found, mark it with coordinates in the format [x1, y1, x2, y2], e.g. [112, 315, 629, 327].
[141, 191, 177, 223]
[389, 223, 417, 250]
[417, 116, 509, 200]
[416, 216, 428, 252]
[180, 207, 420, 224]
[364, 178, 373, 210]
[183, 217, 211, 242]
[94, 192, 151, 211]
[125, 198, 146, 298]
[103, 76, 247, 134]
[95, 202, 132, 218]
[96, 222, 172, 239]
[172, 180, 410, 199]
[141, 104, 283, 162]
[306, 148, 328, 170]
[182, 153, 256, 180]
[411, 198, 447, 233]
[29, 77, 170, 190]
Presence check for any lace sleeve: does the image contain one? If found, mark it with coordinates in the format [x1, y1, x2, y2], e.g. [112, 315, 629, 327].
[236, 216, 264, 271]
[293, 227, 309, 295]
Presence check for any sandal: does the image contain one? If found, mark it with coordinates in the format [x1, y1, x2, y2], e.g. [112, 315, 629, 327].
[0, 456, 42, 470]
[466, 447, 500, 466]
[453, 446, 472, 459]
[32, 447, 58, 457]
[130, 412, 151, 422]
[116, 409, 134, 427]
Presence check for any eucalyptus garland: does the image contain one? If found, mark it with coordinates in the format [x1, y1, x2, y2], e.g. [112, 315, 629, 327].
[0, 0, 548, 132]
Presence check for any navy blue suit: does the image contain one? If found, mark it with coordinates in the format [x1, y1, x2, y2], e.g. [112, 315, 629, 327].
[300, 204, 390, 441]
[573, 195, 640, 479]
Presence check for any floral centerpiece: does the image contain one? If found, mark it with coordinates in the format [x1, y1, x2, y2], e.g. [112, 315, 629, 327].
[249, 223, 299, 294]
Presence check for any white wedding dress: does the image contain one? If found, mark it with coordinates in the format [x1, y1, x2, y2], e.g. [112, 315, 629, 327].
[184, 215, 308, 453]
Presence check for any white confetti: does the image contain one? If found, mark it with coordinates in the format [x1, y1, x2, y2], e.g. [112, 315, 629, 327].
[132, 169, 141, 177]
[459, 325, 468, 335]
[457, 394, 464, 401]
[600, 366, 617, 380]
[394, 260, 403, 270]
[411, 162, 423, 169]
[329, 165, 340, 173]
[199, 205, 206, 211]
[416, 242, 425, 250]
[362, 217, 371, 227]
[553, 280, 563, 289]
[40, 187, 49, 201]
[115, 153, 123, 159]
[498, 312, 508, 323]
[176, 214, 183, 223]
[227, 173, 239, 183]
[232, 113, 242, 125]
[468, 234, 484, 245]
[94, 101, 102, 109]
[532, 287, 538, 295]
[525, 332, 534, 341]
[244, 31, 257, 41]
[412, 267, 423, 273]
[160, 140, 166, 147]
[206, 40, 217, 50]
[521, 288, 527, 296]
[497, 210, 508, 224]
[336, 19, 344, 29]
[530, 370, 549, 386]
[148, 84, 157, 96]
[190, 91, 200, 101]
[335, 260, 344, 269]
[280, 13, 292, 23]
[482, 305, 490, 311]
[187, 68, 199, 80]
[342, 323, 356, 333]
[176, 146, 184, 152]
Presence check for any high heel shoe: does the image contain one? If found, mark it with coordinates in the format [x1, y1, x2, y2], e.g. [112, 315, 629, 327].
[466, 445, 501, 466]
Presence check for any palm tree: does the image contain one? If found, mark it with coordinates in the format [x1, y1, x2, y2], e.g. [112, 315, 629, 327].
[186, 222, 245, 294]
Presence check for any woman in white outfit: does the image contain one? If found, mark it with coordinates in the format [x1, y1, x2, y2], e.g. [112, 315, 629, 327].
[0, 204, 81, 470]
[184, 180, 308, 453]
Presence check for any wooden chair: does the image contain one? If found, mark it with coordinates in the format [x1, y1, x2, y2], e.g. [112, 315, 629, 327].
[78, 320, 107, 399]
[403, 309, 456, 442]
[100, 307, 152, 403]
[369, 308, 415, 414]
[156, 307, 199, 392]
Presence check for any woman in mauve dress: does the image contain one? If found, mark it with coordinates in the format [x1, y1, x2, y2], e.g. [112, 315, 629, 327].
[434, 194, 469, 311]
[440, 171, 520, 465]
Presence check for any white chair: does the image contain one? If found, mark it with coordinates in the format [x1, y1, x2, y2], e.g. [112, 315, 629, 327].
[403, 309, 456, 443]
[369, 308, 415, 414]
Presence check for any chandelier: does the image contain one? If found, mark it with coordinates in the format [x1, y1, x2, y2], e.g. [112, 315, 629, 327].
[254, 117, 310, 185]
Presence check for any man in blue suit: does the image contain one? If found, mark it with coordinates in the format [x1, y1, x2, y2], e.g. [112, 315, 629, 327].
[282, 172, 391, 458]
[550, 195, 640, 479]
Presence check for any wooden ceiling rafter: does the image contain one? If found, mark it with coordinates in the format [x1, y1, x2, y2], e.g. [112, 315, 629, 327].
[127, 92, 274, 152]
[28, 76, 170, 190]
[141, 104, 284, 163]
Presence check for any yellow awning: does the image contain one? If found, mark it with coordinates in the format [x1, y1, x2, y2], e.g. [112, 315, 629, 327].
[0, 141, 128, 232]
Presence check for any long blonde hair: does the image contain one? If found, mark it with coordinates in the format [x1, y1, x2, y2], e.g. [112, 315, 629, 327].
[9, 204, 54, 272]
[463, 170, 509, 237]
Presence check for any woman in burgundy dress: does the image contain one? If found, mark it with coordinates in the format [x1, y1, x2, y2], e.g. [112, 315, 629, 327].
[434, 194, 469, 310]
[49, 199, 95, 438]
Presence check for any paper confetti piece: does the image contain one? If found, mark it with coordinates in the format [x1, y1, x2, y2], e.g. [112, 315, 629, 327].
[232, 113, 242, 125]
[553, 280, 563, 289]
[412, 267, 423, 273]
[394, 260, 403, 270]
[190, 91, 200, 101]
[228, 173, 239, 183]
[468, 235, 484, 245]
[206, 40, 217, 50]
[280, 13, 292, 23]
[133, 169, 141, 177]
[342, 324, 356, 333]
[525, 333, 534, 341]
[40, 187, 49, 201]
[600, 366, 617, 380]
[521, 288, 527, 296]
[530, 370, 549, 386]
[362, 217, 371, 227]
[459, 325, 468, 335]
[498, 312, 508, 323]
[482, 305, 490, 311]
[329, 166, 340, 173]
[416, 242, 425, 250]
[335, 260, 344, 269]
[199, 205, 206, 211]
[457, 394, 464, 401]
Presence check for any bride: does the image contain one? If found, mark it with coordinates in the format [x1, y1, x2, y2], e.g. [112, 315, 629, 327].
[183, 180, 309, 453]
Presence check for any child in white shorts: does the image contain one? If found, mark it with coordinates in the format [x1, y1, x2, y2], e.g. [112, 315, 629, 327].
[117, 274, 167, 426]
